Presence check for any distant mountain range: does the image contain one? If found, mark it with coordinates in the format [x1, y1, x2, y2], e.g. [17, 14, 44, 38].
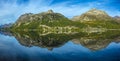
[0, 9, 120, 51]
[113, 16, 120, 23]
[12, 9, 79, 30]
[1, 8, 120, 31]
[0, 23, 12, 29]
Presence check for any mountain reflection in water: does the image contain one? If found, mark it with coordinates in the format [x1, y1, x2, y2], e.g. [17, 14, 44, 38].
[0, 30, 120, 61]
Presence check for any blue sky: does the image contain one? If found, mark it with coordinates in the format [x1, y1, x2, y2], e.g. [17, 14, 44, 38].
[0, 0, 120, 25]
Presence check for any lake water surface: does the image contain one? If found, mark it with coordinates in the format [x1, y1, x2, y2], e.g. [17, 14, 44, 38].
[0, 31, 120, 61]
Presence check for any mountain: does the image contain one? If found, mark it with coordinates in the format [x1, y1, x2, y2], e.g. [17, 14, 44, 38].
[11, 9, 120, 30]
[13, 9, 72, 29]
[114, 16, 120, 19]
[0, 23, 12, 28]
[15, 9, 69, 25]
[113, 16, 120, 23]
[0, 23, 13, 31]
[72, 8, 120, 29]
[72, 8, 112, 22]
[12, 9, 88, 32]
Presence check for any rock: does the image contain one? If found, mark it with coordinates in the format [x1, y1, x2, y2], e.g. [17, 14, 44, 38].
[47, 9, 54, 14]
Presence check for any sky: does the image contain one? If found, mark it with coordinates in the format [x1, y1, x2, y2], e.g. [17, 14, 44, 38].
[0, 0, 120, 25]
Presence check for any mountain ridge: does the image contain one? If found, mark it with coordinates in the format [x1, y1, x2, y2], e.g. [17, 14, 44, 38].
[72, 8, 113, 22]
[3, 8, 120, 30]
[14, 9, 69, 27]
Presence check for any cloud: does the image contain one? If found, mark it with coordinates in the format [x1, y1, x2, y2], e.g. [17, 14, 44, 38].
[0, 0, 120, 25]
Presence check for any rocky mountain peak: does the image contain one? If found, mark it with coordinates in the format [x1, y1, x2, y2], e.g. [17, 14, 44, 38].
[46, 9, 54, 14]
[72, 8, 112, 22]
[86, 8, 107, 16]
[13, 9, 69, 27]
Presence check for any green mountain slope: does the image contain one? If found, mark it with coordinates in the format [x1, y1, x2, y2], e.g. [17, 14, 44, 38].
[11, 9, 120, 31]
[12, 10, 86, 30]
[72, 8, 120, 29]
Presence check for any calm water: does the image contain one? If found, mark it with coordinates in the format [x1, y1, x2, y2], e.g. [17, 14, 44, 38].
[0, 31, 120, 61]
